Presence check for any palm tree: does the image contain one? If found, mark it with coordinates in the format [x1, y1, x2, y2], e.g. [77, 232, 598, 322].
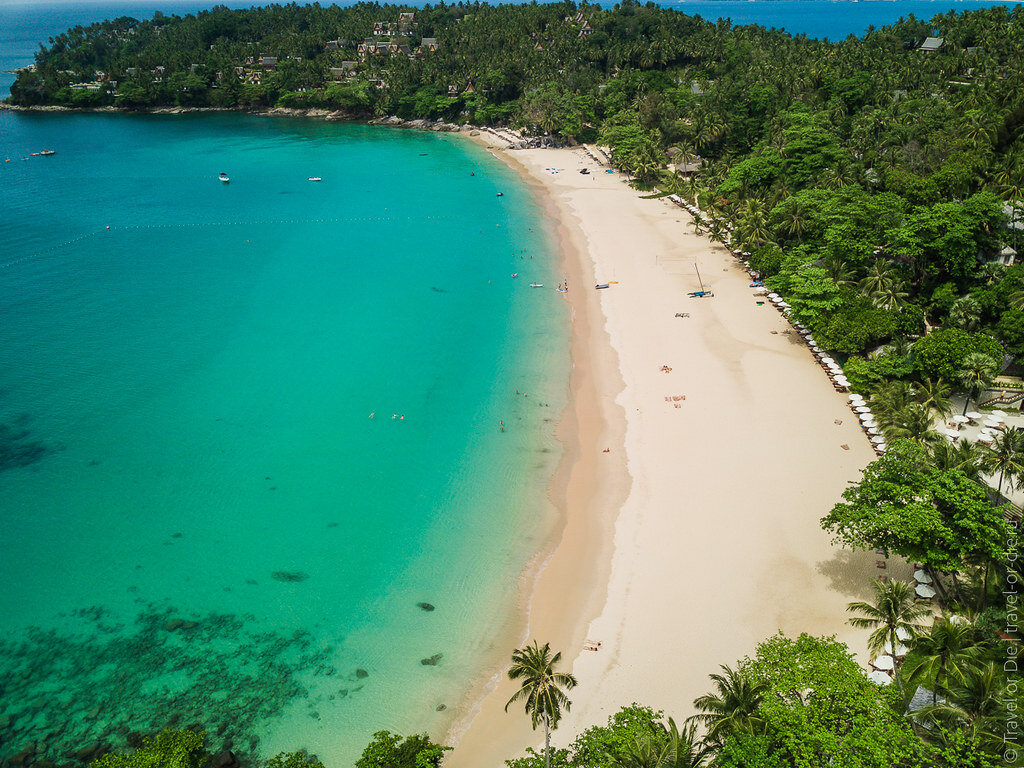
[858, 260, 899, 296]
[904, 616, 989, 705]
[914, 662, 1006, 755]
[870, 380, 917, 430]
[611, 718, 706, 768]
[957, 353, 1000, 416]
[847, 579, 931, 698]
[869, 276, 909, 311]
[883, 403, 941, 446]
[505, 641, 578, 768]
[689, 665, 766, 746]
[928, 439, 983, 481]
[914, 377, 953, 420]
[1011, 288, 1024, 311]
[980, 428, 1024, 495]
[949, 296, 982, 332]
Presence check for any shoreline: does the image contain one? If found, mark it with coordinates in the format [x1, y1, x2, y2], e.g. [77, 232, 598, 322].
[442, 143, 913, 767]
[435, 135, 632, 764]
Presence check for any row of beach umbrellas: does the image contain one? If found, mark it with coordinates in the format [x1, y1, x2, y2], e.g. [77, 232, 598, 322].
[848, 392, 887, 453]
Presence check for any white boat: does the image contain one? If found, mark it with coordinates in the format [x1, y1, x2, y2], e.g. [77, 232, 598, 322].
[308, 176, 322, 182]
[218, 172, 230, 183]
[530, 283, 543, 288]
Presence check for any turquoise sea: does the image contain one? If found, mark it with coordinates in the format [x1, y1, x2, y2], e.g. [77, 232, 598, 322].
[2, 0, 1024, 764]
[0, 111, 568, 762]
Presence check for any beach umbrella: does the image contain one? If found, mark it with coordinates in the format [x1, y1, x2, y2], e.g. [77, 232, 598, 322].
[767, 292, 779, 299]
[914, 569, 932, 584]
[867, 427, 879, 435]
[965, 411, 983, 420]
[876, 443, 887, 452]
[859, 413, 874, 423]
[867, 670, 892, 686]
[943, 429, 960, 439]
[896, 627, 912, 642]
[821, 356, 835, 365]
[863, 420, 877, 429]
[856, 405, 871, 413]
[871, 435, 885, 444]
[872, 655, 895, 671]
[978, 434, 994, 444]
[849, 394, 864, 402]
[993, 410, 1008, 418]
[883, 639, 909, 657]
[952, 414, 970, 424]
[983, 418, 1001, 428]
[835, 378, 850, 387]
[916, 584, 936, 599]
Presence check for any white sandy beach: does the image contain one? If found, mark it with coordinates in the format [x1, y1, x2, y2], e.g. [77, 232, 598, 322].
[444, 143, 911, 768]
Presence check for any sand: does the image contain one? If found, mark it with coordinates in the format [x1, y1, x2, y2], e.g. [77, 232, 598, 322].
[444, 143, 911, 767]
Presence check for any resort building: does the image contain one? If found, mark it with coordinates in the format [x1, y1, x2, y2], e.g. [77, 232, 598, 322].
[919, 36, 944, 51]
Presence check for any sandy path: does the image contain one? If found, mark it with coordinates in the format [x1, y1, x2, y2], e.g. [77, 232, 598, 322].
[444, 144, 908, 767]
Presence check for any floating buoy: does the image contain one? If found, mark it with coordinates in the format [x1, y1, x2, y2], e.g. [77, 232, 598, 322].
[106, 226, 110, 230]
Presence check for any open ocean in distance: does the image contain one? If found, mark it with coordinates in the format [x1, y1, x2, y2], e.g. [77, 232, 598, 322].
[0, 0, 1021, 764]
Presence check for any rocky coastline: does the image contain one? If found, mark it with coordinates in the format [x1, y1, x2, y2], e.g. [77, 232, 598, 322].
[0, 103, 555, 148]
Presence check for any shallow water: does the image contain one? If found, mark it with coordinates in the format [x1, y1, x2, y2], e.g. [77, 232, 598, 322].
[0, 111, 568, 764]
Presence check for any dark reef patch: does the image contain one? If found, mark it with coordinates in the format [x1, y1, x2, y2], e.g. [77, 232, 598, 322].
[0, 603, 336, 766]
[271, 571, 309, 583]
[0, 413, 59, 473]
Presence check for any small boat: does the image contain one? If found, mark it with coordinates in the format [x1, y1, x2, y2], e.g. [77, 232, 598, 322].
[218, 172, 230, 183]
[308, 176, 322, 182]
[511, 272, 519, 278]
[595, 283, 610, 289]
[530, 283, 543, 288]
[496, 192, 504, 197]
[40, 150, 56, 156]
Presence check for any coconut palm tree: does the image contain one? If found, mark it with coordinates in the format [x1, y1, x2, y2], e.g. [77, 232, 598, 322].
[689, 665, 766, 746]
[882, 403, 941, 446]
[847, 579, 931, 698]
[505, 641, 578, 768]
[957, 353, 1000, 415]
[870, 380, 917, 429]
[610, 718, 706, 768]
[928, 439, 983, 480]
[869, 276, 910, 311]
[858, 260, 899, 296]
[1011, 288, 1024, 311]
[904, 616, 989, 705]
[979, 427, 1024, 495]
[913, 662, 1006, 755]
[914, 377, 953, 420]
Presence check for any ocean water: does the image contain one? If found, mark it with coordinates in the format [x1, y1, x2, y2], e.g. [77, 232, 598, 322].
[0, 111, 568, 763]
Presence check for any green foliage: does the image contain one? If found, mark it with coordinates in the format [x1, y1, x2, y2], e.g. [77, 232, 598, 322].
[839, 354, 914, 393]
[354, 731, 450, 768]
[266, 751, 324, 768]
[913, 328, 1003, 383]
[717, 634, 927, 767]
[780, 266, 842, 329]
[568, 704, 665, 768]
[91, 729, 206, 768]
[821, 439, 1008, 571]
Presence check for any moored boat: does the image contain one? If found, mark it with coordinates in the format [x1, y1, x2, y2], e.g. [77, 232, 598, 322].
[218, 172, 230, 183]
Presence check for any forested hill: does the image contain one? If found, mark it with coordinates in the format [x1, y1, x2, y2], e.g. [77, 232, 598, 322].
[9, 1, 1024, 388]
